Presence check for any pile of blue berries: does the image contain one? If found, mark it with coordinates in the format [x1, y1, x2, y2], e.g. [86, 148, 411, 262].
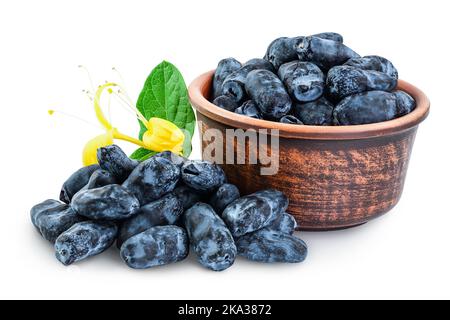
[31, 145, 307, 271]
[212, 32, 416, 125]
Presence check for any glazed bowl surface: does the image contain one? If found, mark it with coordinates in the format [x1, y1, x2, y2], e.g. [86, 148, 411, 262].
[188, 70, 430, 230]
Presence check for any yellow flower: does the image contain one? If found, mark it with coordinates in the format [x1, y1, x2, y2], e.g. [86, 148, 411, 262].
[142, 118, 185, 154]
[79, 82, 185, 165]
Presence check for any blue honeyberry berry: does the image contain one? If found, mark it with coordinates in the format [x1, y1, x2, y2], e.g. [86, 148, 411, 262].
[213, 94, 239, 112]
[312, 32, 344, 43]
[70, 169, 117, 200]
[31, 201, 84, 243]
[243, 58, 276, 72]
[84, 169, 116, 189]
[235, 100, 263, 119]
[326, 65, 397, 101]
[265, 213, 298, 235]
[116, 193, 184, 248]
[30, 199, 63, 228]
[344, 55, 398, 80]
[333, 91, 398, 125]
[184, 203, 237, 271]
[264, 36, 304, 70]
[280, 115, 304, 124]
[97, 145, 139, 183]
[245, 69, 292, 119]
[123, 156, 180, 205]
[55, 221, 118, 266]
[221, 58, 275, 104]
[209, 183, 240, 214]
[252, 189, 289, 218]
[173, 184, 205, 210]
[292, 97, 335, 126]
[72, 184, 140, 221]
[60, 164, 100, 203]
[297, 36, 360, 71]
[181, 160, 226, 193]
[222, 194, 273, 237]
[120, 225, 189, 269]
[236, 228, 308, 263]
[278, 61, 325, 103]
[264, 33, 343, 70]
[212, 58, 242, 99]
[394, 90, 416, 117]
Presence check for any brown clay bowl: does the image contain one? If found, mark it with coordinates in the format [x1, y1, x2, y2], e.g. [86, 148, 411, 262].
[188, 70, 430, 231]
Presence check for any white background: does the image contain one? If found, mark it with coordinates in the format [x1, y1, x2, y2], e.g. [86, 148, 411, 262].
[0, 0, 448, 300]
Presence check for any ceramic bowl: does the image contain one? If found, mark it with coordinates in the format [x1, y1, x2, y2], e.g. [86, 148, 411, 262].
[188, 70, 430, 230]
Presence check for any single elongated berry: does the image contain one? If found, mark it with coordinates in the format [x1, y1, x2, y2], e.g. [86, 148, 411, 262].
[117, 193, 184, 248]
[333, 91, 398, 125]
[235, 100, 263, 119]
[213, 58, 242, 98]
[243, 58, 275, 72]
[123, 156, 180, 205]
[394, 90, 416, 116]
[280, 115, 303, 124]
[236, 229, 307, 263]
[245, 70, 292, 119]
[120, 226, 189, 269]
[345, 55, 398, 79]
[181, 160, 226, 193]
[264, 33, 343, 70]
[154, 151, 187, 169]
[252, 189, 289, 218]
[85, 169, 116, 189]
[173, 184, 205, 210]
[72, 184, 140, 221]
[55, 221, 118, 266]
[312, 32, 343, 43]
[326, 65, 397, 101]
[297, 36, 360, 71]
[30, 199, 62, 228]
[97, 145, 139, 183]
[222, 190, 288, 237]
[222, 195, 273, 237]
[264, 37, 304, 69]
[209, 184, 240, 214]
[293, 97, 334, 125]
[222, 58, 274, 104]
[31, 201, 84, 243]
[60, 165, 100, 203]
[71, 169, 117, 199]
[266, 213, 297, 235]
[278, 61, 325, 102]
[184, 203, 237, 271]
[213, 95, 239, 112]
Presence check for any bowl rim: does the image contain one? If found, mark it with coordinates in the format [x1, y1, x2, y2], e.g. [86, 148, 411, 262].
[188, 70, 430, 140]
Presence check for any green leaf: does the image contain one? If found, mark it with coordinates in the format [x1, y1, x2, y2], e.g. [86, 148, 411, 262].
[136, 61, 196, 156]
[129, 148, 157, 162]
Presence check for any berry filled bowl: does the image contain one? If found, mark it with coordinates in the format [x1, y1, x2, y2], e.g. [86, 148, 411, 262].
[188, 32, 430, 231]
